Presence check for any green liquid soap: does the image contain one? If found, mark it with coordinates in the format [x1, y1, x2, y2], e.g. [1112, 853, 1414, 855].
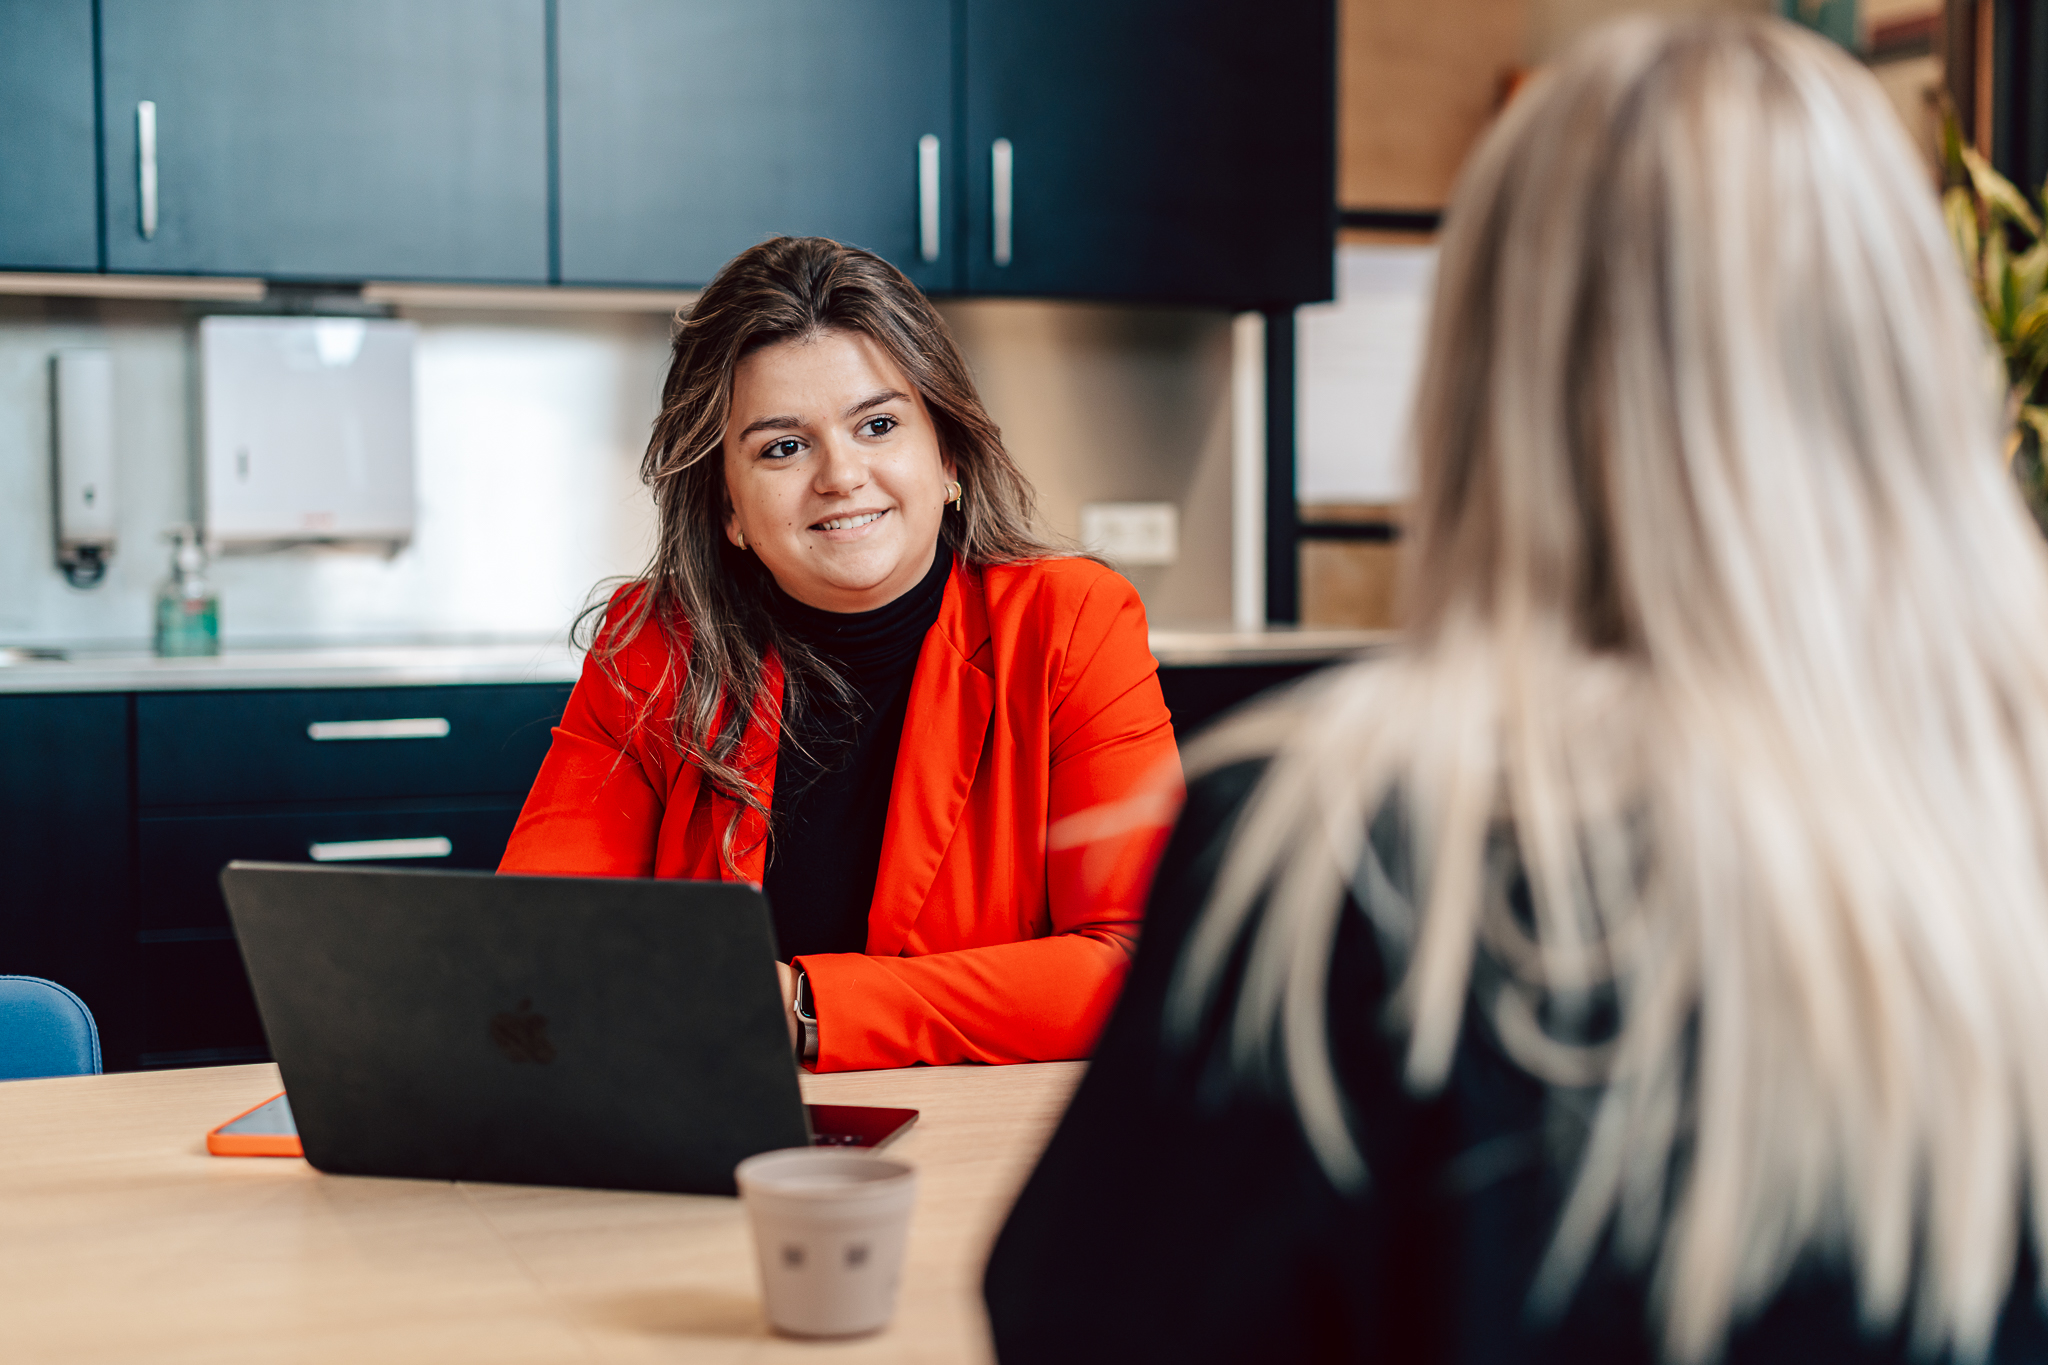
[154, 527, 221, 658]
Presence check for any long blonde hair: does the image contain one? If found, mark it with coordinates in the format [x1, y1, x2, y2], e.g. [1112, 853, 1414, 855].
[1174, 16, 2048, 1361]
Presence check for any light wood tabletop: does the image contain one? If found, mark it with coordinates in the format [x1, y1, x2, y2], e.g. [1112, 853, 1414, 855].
[0, 1060, 1083, 1365]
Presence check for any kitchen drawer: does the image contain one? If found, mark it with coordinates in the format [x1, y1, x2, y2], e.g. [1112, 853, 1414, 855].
[137, 684, 569, 808]
[140, 940, 268, 1066]
[138, 800, 525, 932]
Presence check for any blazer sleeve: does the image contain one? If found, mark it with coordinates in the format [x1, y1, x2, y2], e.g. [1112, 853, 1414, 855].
[499, 600, 676, 878]
[798, 571, 1182, 1069]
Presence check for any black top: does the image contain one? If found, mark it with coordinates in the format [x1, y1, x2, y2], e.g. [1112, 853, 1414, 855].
[761, 543, 952, 960]
[983, 761, 2048, 1364]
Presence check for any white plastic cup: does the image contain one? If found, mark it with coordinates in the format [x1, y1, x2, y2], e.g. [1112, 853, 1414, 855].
[735, 1149, 919, 1338]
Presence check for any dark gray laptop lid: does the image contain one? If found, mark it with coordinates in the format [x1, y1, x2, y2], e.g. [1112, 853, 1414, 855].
[219, 862, 810, 1195]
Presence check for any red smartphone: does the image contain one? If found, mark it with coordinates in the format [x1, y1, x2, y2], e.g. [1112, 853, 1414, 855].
[206, 1092, 303, 1157]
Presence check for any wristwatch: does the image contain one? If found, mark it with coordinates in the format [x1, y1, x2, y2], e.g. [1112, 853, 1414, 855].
[792, 967, 820, 1065]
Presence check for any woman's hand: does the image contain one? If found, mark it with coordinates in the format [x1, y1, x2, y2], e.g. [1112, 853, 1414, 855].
[776, 960, 799, 1051]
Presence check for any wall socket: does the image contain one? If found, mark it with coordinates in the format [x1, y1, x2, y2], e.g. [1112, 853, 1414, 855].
[1080, 501, 1178, 566]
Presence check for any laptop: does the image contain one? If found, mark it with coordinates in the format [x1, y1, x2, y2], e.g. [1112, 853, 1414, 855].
[215, 862, 916, 1196]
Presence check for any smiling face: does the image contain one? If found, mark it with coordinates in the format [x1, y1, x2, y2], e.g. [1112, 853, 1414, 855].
[721, 328, 955, 613]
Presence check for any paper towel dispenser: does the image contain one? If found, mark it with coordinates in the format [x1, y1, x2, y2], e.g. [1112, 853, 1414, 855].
[200, 315, 417, 548]
[50, 348, 118, 587]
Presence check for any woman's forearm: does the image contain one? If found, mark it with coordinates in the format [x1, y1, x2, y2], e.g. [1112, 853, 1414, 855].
[792, 930, 1137, 1070]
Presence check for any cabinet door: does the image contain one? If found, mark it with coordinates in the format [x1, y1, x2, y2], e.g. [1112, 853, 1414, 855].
[963, 0, 1336, 307]
[0, 0, 98, 270]
[99, 0, 549, 282]
[558, 0, 955, 292]
[0, 694, 138, 1070]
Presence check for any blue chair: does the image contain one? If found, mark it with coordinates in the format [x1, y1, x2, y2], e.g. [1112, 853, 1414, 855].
[0, 976, 102, 1080]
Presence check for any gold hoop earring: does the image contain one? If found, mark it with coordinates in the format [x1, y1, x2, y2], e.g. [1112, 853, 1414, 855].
[734, 529, 747, 551]
[946, 480, 963, 511]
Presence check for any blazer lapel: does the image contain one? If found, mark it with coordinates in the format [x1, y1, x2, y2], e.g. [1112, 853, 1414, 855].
[867, 561, 995, 956]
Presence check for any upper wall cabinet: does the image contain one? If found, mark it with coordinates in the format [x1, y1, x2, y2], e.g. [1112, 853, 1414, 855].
[98, 0, 549, 283]
[963, 0, 1335, 307]
[557, 0, 955, 293]
[0, 0, 98, 271]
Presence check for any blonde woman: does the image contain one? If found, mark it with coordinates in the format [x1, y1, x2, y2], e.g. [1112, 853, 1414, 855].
[986, 15, 2048, 1364]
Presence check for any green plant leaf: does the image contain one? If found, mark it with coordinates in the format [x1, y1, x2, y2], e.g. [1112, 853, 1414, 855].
[1947, 186, 1982, 277]
[1988, 227, 2014, 333]
[1963, 143, 2045, 237]
[2011, 329, 2048, 400]
[1943, 108, 1968, 183]
[2012, 339, 2048, 400]
[2016, 241, 2048, 304]
[2015, 290, 2048, 343]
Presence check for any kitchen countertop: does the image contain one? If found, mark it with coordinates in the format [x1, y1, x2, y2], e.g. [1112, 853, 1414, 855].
[0, 627, 1392, 695]
[0, 642, 586, 694]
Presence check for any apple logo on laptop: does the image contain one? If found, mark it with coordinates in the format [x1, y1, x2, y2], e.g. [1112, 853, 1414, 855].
[489, 998, 557, 1065]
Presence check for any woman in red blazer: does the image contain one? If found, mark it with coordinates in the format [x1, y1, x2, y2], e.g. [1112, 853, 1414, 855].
[501, 237, 1180, 1072]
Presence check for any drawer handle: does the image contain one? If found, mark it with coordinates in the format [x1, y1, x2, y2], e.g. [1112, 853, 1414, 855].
[308, 837, 453, 863]
[306, 717, 451, 742]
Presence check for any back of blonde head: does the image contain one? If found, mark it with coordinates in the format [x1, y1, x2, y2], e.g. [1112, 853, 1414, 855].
[1175, 15, 2048, 1361]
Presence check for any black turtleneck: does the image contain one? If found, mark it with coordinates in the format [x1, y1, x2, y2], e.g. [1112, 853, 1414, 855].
[762, 543, 953, 959]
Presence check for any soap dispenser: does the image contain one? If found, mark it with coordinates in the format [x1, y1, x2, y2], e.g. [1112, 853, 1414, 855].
[154, 526, 220, 657]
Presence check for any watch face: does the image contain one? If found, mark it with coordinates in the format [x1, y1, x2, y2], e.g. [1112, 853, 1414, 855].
[795, 971, 816, 1021]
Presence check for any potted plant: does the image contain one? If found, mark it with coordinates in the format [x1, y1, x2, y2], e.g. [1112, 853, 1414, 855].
[1941, 109, 2048, 528]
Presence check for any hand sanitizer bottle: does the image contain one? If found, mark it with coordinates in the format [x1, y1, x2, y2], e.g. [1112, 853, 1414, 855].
[154, 526, 220, 657]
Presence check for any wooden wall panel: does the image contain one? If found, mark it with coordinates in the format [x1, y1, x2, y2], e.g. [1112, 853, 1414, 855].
[1339, 0, 1528, 209]
[1299, 504, 1405, 628]
[1301, 540, 1403, 627]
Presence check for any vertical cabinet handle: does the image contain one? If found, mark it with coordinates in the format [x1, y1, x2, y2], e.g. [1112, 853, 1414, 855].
[136, 101, 159, 241]
[918, 134, 942, 263]
[991, 138, 1013, 267]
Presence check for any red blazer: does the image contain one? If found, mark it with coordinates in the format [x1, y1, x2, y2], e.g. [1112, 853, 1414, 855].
[499, 556, 1182, 1071]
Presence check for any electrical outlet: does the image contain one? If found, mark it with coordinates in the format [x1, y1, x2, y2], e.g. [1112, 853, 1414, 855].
[1080, 502, 1178, 566]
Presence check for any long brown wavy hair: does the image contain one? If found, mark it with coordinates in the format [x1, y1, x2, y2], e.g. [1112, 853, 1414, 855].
[587, 236, 1065, 869]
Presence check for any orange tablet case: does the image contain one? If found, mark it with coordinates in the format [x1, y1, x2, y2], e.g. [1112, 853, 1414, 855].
[206, 1093, 304, 1157]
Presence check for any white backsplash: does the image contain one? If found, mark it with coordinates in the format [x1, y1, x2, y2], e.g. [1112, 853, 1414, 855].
[0, 292, 1235, 650]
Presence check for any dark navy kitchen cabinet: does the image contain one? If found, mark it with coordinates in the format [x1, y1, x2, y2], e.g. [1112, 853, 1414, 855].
[0, 694, 139, 1073]
[0, 0, 99, 271]
[26, 0, 1333, 303]
[128, 682, 569, 1068]
[962, 0, 1336, 306]
[98, 0, 550, 282]
[556, 0, 956, 292]
[0, 681, 568, 1072]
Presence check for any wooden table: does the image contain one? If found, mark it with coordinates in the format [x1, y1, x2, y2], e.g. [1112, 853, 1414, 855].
[0, 1061, 1083, 1364]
